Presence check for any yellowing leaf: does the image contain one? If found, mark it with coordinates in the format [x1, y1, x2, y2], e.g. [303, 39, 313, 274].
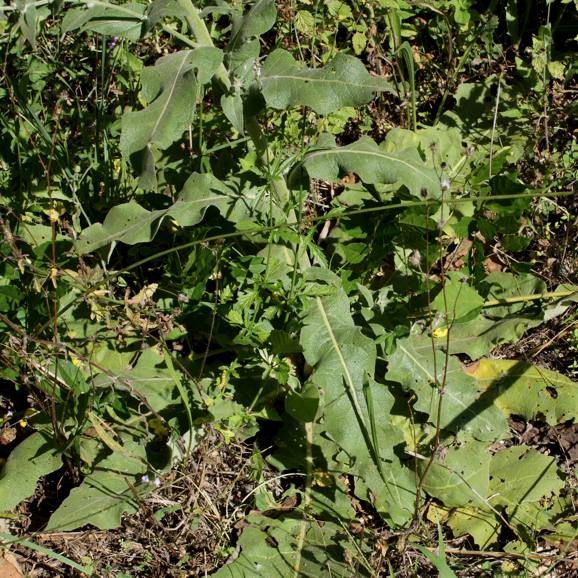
[465, 359, 578, 425]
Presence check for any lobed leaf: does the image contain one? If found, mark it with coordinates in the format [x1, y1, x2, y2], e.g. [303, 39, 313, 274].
[261, 49, 393, 115]
[300, 281, 416, 525]
[120, 47, 223, 189]
[387, 333, 509, 441]
[303, 135, 442, 198]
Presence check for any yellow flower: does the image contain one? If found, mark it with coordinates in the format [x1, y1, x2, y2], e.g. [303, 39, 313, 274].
[432, 326, 448, 339]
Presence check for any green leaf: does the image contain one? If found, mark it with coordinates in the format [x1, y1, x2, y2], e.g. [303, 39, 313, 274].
[489, 445, 564, 508]
[446, 507, 500, 549]
[431, 272, 484, 322]
[285, 381, 319, 422]
[61, 2, 146, 40]
[76, 173, 248, 254]
[75, 201, 165, 254]
[261, 49, 393, 115]
[422, 437, 491, 508]
[120, 47, 223, 189]
[300, 283, 416, 525]
[303, 135, 442, 198]
[465, 359, 578, 425]
[386, 333, 509, 441]
[92, 347, 180, 412]
[45, 442, 147, 532]
[0, 432, 62, 513]
[434, 272, 547, 359]
[228, 0, 277, 54]
[211, 514, 371, 577]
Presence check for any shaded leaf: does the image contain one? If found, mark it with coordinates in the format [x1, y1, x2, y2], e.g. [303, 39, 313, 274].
[301, 283, 416, 525]
[45, 442, 147, 532]
[211, 514, 371, 577]
[0, 432, 62, 513]
[465, 359, 578, 425]
[76, 173, 248, 254]
[387, 333, 508, 441]
[434, 272, 548, 360]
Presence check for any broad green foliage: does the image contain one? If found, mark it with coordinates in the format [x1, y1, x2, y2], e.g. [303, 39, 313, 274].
[466, 359, 578, 425]
[300, 280, 416, 525]
[303, 134, 443, 198]
[0, 432, 62, 513]
[261, 49, 393, 114]
[76, 173, 247, 253]
[387, 333, 509, 441]
[0, 0, 577, 575]
[46, 440, 148, 531]
[120, 48, 223, 189]
[212, 514, 372, 577]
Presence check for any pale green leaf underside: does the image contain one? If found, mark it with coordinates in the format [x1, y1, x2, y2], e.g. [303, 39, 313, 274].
[304, 135, 442, 198]
[76, 173, 248, 254]
[261, 49, 393, 115]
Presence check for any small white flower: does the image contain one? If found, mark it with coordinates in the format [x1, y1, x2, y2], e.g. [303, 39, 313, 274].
[441, 178, 451, 192]
[141, 474, 150, 484]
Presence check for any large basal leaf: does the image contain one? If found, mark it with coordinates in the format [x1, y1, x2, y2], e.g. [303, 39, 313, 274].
[211, 514, 371, 578]
[446, 507, 500, 549]
[489, 445, 564, 508]
[300, 282, 416, 525]
[76, 173, 247, 254]
[466, 359, 578, 425]
[421, 437, 491, 509]
[386, 333, 509, 442]
[261, 49, 393, 115]
[61, 2, 146, 40]
[0, 432, 62, 513]
[120, 47, 223, 190]
[303, 135, 442, 198]
[45, 441, 147, 532]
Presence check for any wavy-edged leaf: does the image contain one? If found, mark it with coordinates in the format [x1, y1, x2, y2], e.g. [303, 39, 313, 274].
[75, 201, 165, 254]
[301, 282, 416, 525]
[120, 47, 223, 189]
[489, 445, 564, 508]
[421, 437, 491, 508]
[303, 135, 442, 198]
[76, 173, 247, 254]
[61, 2, 146, 40]
[432, 272, 547, 359]
[386, 333, 508, 441]
[465, 359, 578, 425]
[0, 432, 62, 513]
[261, 49, 393, 115]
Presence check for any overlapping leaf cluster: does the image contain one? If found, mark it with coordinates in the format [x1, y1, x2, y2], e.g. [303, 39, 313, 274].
[0, 1, 577, 576]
